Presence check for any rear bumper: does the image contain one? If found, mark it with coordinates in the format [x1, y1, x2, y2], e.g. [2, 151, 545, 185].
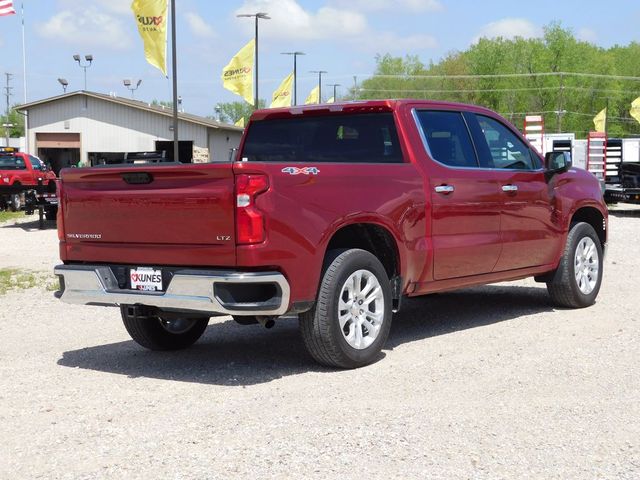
[53, 264, 290, 316]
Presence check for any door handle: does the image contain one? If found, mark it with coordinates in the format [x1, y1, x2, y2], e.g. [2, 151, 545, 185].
[434, 185, 455, 194]
[501, 184, 518, 193]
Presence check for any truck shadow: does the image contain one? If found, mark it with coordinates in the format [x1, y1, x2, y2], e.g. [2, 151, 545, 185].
[57, 284, 554, 386]
[1, 218, 56, 231]
[608, 207, 640, 218]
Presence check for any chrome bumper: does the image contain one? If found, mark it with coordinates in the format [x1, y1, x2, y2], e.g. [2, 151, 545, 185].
[53, 265, 290, 316]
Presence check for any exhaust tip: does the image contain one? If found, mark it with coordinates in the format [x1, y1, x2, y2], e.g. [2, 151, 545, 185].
[256, 316, 276, 329]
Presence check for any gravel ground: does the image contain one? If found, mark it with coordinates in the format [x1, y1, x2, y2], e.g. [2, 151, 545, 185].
[0, 211, 638, 479]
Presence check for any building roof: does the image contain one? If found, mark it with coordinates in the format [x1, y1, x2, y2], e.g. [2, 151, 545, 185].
[17, 91, 244, 133]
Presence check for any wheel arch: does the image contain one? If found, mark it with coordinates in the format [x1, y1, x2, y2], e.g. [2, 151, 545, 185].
[570, 206, 606, 248]
[323, 221, 402, 282]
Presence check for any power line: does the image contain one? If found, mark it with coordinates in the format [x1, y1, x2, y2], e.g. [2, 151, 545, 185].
[358, 86, 640, 95]
[351, 71, 640, 81]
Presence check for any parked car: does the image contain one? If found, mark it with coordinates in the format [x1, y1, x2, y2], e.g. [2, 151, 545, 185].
[0, 148, 57, 219]
[53, 100, 607, 368]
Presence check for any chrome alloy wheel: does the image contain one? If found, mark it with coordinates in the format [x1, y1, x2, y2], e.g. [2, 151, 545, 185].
[574, 237, 599, 295]
[159, 317, 199, 334]
[338, 269, 385, 350]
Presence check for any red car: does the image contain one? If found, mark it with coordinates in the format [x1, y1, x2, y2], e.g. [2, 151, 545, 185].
[0, 148, 56, 213]
[53, 100, 607, 368]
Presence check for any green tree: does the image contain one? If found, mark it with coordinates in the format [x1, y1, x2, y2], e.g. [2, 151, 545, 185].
[1, 106, 25, 137]
[357, 23, 640, 137]
[213, 100, 265, 124]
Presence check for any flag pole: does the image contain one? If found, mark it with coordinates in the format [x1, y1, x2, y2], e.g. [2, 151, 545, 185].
[21, 1, 28, 152]
[170, 0, 179, 163]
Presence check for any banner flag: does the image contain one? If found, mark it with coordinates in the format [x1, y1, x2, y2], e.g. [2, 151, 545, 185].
[221, 39, 255, 105]
[235, 117, 245, 128]
[593, 108, 607, 133]
[0, 0, 15, 16]
[630, 97, 640, 125]
[305, 85, 319, 105]
[270, 73, 294, 108]
[131, 0, 168, 76]
[327, 96, 335, 104]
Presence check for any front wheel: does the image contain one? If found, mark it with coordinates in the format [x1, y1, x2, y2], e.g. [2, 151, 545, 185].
[9, 194, 21, 212]
[120, 306, 209, 350]
[300, 249, 392, 369]
[546, 222, 603, 308]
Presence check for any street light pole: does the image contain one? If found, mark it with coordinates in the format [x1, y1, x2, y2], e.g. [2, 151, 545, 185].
[57, 78, 68, 94]
[73, 54, 93, 90]
[170, 0, 179, 163]
[237, 12, 270, 110]
[310, 70, 327, 104]
[123, 79, 142, 99]
[281, 51, 305, 106]
[327, 83, 340, 101]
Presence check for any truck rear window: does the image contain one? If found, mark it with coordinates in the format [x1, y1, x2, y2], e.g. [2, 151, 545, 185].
[0, 155, 26, 170]
[241, 113, 404, 163]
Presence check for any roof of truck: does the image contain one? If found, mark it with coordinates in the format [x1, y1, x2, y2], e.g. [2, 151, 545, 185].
[250, 99, 499, 121]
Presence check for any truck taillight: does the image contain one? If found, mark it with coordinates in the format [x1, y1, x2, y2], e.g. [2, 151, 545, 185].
[235, 174, 269, 245]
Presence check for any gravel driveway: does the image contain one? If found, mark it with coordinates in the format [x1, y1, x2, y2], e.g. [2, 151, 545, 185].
[0, 212, 638, 479]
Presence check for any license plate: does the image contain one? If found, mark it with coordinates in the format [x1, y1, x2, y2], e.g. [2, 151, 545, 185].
[130, 267, 163, 291]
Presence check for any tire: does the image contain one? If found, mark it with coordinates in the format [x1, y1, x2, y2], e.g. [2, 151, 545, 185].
[45, 206, 58, 221]
[546, 222, 603, 308]
[300, 249, 392, 369]
[9, 193, 21, 212]
[120, 306, 209, 351]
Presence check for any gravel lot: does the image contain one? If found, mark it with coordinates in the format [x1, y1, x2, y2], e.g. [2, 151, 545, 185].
[0, 211, 638, 479]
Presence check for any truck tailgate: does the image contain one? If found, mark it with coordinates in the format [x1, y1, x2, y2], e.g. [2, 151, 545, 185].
[59, 164, 236, 266]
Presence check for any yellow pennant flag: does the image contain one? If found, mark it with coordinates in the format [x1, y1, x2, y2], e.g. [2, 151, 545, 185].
[326, 96, 335, 104]
[221, 39, 255, 105]
[305, 85, 319, 105]
[234, 117, 245, 128]
[631, 97, 640, 125]
[131, 0, 168, 76]
[593, 108, 607, 133]
[270, 73, 294, 108]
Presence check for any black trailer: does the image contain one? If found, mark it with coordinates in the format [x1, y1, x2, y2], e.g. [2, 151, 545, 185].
[603, 139, 640, 204]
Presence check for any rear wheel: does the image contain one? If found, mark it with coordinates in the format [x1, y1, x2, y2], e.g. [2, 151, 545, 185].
[120, 306, 209, 350]
[546, 222, 603, 308]
[45, 206, 58, 221]
[300, 249, 392, 369]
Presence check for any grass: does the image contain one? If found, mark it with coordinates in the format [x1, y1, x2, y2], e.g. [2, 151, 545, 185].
[0, 210, 23, 223]
[0, 268, 58, 295]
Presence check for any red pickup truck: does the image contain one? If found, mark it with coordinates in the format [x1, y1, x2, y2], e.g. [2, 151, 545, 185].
[54, 100, 607, 368]
[0, 149, 57, 214]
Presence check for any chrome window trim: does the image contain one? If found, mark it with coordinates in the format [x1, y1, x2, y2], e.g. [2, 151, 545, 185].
[411, 107, 544, 173]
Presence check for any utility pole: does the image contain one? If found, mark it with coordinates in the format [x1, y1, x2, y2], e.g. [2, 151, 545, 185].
[558, 72, 565, 133]
[4, 73, 13, 147]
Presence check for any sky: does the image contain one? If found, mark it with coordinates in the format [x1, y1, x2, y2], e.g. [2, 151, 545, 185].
[0, 0, 639, 118]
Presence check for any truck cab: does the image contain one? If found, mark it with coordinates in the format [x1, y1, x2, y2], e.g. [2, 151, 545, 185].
[0, 148, 56, 211]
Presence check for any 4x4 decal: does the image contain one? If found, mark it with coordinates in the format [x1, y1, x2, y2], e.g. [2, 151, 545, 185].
[281, 167, 320, 176]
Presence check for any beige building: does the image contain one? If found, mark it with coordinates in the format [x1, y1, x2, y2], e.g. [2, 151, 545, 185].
[18, 91, 243, 174]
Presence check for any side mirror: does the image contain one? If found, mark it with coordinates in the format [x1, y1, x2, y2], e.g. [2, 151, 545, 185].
[545, 151, 572, 174]
[228, 147, 239, 162]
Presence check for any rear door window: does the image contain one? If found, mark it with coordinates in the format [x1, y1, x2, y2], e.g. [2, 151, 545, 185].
[241, 112, 404, 163]
[414, 111, 479, 168]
